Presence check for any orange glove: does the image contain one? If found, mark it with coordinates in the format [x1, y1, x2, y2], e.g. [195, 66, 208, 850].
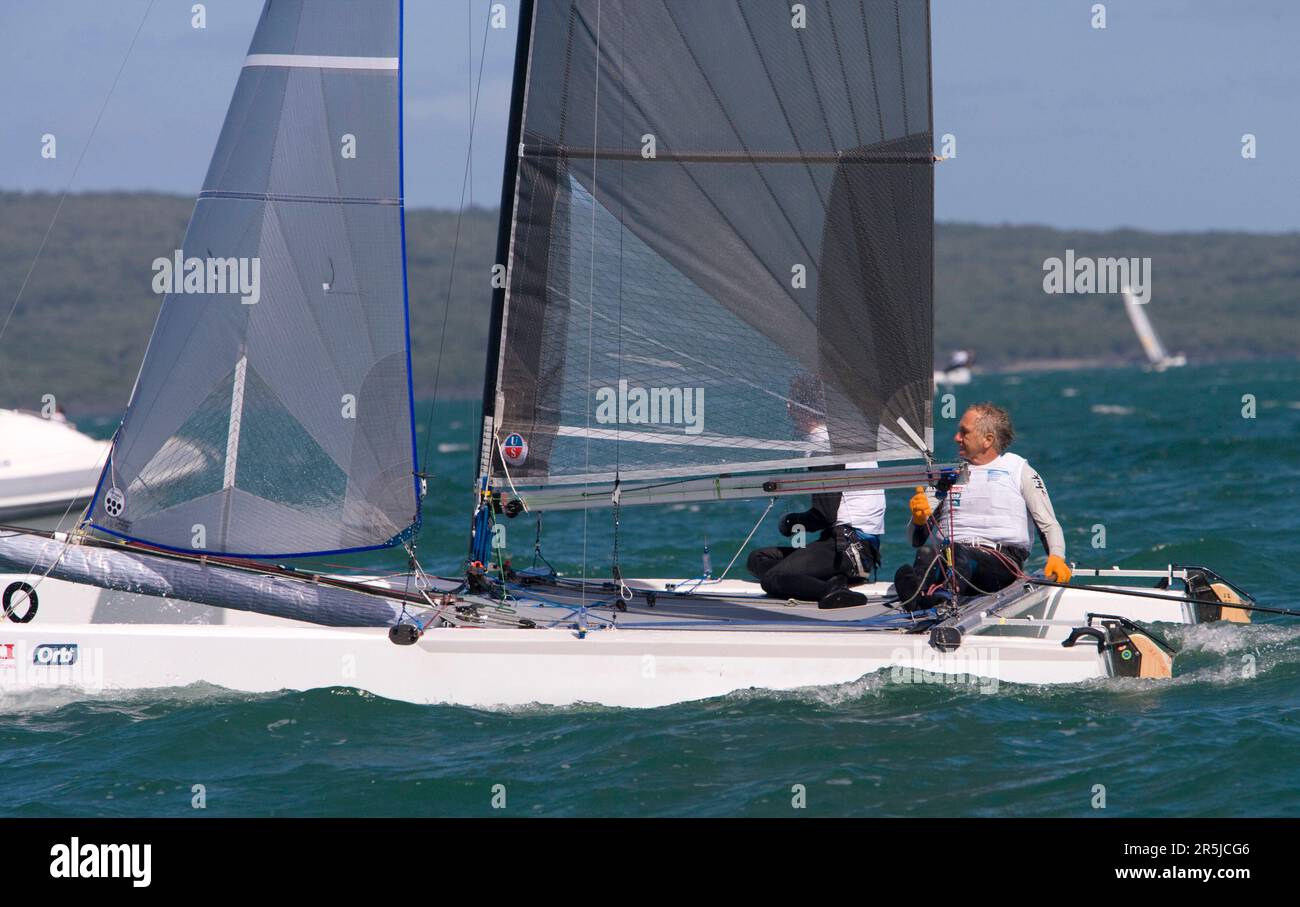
[909, 486, 932, 526]
[1045, 555, 1072, 583]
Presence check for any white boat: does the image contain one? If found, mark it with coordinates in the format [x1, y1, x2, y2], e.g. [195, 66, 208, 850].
[933, 350, 974, 387]
[1122, 287, 1186, 371]
[0, 0, 1260, 708]
[0, 409, 108, 523]
[0, 551, 1254, 706]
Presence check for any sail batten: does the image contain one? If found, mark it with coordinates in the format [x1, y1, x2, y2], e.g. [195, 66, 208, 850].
[88, 0, 418, 558]
[486, 0, 935, 489]
[244, 53, 400, 70]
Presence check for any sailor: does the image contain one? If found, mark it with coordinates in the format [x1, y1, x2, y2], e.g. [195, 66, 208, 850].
[746, 374, 883, 609]
[893, 402, 1072, 611]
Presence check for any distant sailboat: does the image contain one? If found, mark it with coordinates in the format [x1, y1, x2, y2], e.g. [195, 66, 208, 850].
[933, 349, 973, 387]
[1122, 287, 1186, 372]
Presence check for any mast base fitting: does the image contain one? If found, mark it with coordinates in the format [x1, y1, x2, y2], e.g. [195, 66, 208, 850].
[388, 623, 421, 646]
[503, 498, 524, 518]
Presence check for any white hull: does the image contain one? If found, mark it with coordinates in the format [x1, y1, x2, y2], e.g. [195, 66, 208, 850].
[933, 366, 972, 386]
[0, 564, 1231, 707]
[0, 620, 1109, 708]
[0, 410, 108, 522]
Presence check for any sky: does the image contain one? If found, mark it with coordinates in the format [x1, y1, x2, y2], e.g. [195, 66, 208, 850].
[1, 0, 1296, 232]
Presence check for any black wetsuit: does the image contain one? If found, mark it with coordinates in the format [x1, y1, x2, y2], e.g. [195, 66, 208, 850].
[746, 473, 881, 601]
[893, 540, 1027, 609]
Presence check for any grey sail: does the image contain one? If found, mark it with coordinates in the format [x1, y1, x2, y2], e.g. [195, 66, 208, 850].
[88, 0, 420, 557]
[483, 0, 935, 488]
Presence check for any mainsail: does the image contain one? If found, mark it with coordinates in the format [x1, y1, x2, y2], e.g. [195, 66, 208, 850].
[481, 0, 935, 489]
[1122, 286, 1170, 365]
[86, 0, 419, 557]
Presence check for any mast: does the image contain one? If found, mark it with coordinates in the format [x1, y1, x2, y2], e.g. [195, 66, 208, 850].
[476, 0, 537, 481]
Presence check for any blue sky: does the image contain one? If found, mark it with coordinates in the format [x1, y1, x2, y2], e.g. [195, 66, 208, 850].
[2, 0, 1295, 231]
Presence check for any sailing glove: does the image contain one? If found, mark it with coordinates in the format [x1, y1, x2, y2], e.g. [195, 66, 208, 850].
[779, 509, 828, 537]
[1045, 555, 1072, 583]
[909, 486, 933, 526]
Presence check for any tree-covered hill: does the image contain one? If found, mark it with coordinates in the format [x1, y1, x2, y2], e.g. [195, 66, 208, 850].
[1, 191, 1295, 416]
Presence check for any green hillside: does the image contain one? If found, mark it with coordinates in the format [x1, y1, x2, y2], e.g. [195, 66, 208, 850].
[1, 191, 1295, 416]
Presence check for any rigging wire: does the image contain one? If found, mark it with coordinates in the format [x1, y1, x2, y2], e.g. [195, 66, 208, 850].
[418, 2, 494, 473]
[0, 0, 158, 356]
[579, 0, 603, 615]
[399, 1, 495, 616]
[672, 497, 776, 595]
[608, 0, 629, 607]
[2, 0, 158, 596]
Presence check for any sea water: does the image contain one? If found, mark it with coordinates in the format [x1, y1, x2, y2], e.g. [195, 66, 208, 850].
[4, 360, 1299, 817]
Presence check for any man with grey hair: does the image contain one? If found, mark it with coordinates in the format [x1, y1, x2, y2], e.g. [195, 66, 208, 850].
[892, 402, 1072, 611]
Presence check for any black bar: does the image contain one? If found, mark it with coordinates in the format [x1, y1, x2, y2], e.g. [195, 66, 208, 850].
[475, 0, 536, 480]
[4, 818, 1285, 890]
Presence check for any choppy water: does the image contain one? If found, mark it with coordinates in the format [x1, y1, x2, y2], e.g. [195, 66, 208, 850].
[5, 360, 1300, 817]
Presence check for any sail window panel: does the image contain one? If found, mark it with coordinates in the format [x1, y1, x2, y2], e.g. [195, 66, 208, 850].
[109, 198, 267, 476]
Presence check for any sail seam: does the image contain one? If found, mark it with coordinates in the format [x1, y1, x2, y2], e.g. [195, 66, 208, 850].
[197, 190, 400, 206]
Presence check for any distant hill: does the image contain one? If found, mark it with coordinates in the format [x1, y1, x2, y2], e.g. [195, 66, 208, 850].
[1, 191, 1296, 416]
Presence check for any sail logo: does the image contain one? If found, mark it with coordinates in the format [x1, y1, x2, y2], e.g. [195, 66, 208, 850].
[594, 380, 705, 435]
[49, 837, 152, 888]
[152, 251, 261, 304]
[1042, 251, 1151, 304]
[501, 433, 528, 466]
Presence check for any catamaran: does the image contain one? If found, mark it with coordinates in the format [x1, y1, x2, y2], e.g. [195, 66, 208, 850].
[0, 0, 1262, 708]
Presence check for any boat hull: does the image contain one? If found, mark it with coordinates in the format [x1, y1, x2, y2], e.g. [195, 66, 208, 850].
[0, 620, 1112, 708]
[0, 568, 1180, 707]
[0, 546, 1232, 707]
